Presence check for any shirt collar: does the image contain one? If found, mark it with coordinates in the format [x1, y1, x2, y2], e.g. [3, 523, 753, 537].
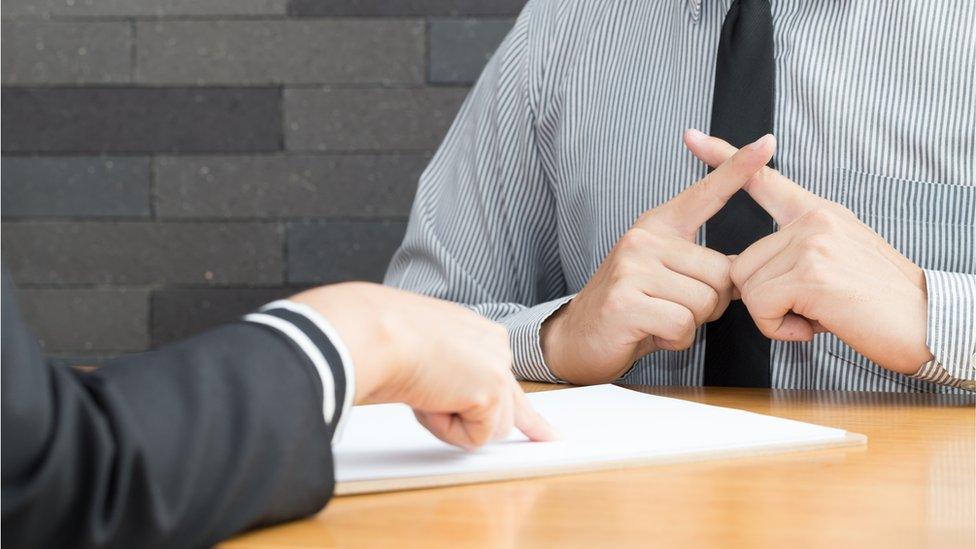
[687, 0, 703, 21]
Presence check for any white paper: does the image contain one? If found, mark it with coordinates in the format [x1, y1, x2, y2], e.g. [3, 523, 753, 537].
[334, 385, 850, 483]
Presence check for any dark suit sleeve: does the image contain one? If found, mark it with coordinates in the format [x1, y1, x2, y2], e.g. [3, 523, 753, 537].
[1, 273, 351, 549]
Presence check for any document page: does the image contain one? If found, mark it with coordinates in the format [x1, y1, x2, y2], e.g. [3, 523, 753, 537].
[334, 385, 854, 487]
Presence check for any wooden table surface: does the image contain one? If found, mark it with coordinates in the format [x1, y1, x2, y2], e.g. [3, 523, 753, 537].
[223, 383, 975, 548]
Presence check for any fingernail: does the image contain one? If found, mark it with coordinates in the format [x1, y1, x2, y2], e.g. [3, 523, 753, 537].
[747, 133, 772, 150]
[686, 128, 706, 141]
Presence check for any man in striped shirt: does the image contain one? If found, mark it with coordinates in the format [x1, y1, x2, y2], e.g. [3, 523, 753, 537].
[386, 0, 975, 393]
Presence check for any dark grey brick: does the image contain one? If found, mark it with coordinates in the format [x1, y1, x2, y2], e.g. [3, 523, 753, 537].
[151, 287, 301, 346]
[1, 0, 286, 17]
[155, 154, 426, 219]
[429, 18, 514, 84]
[136, 20, 424, 85]
[1, 156, 151, 218]
[0, 0, 51, 17]
[284, 88, 467, 151]
[16, 288, 150, 353]
[287, 221, 406, 283]
[48, 355, 115, 369]
[288, 0, 526, 16]
[1, 88, 281, 154]
[1, 222, 284, 285]
[1, 21, 132, 85]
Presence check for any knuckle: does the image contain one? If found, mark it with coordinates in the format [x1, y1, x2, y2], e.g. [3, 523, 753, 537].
[730, 260, 748, 289]
[488, 367, 510, 389]
[645, 231, 671, 250]
[755, 320, 778, 339]
[616, 229, 646, 253]
[470, 390, 493, 410]
[618, 227, 663, 256]
[670, 328, 696, 350]
[602, 287, 632, 316]
[715, 253, 734, 281]
[826, 201, 856, 219]
[612, 256, 638, 278]
[802, 206, 839, 230]
[802, 233, 835, 258]
[686, 291, 715, 325]
[700, 288, 720, 318]
[738, 283, 753, 305]
[740, 276, 764, 306]
[635, 210, 656, 226]
[707, 297, 731, 322]
[672, 308, 696, 337]
[802, 260, 831, 285]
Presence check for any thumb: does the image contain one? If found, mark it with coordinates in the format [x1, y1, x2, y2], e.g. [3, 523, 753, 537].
[757, 312, 817, 342]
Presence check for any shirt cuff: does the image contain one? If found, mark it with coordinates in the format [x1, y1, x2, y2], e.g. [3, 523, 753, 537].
[498, 295, 576, 384]
[911, 270, 976, 391]
[243, 300, 357, 441]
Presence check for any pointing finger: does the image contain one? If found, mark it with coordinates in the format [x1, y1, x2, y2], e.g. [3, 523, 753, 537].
[511, 380, 559, 442]
[683, 129, 821, 225]
[492, 390, 515, 441]
[651, 133, 776, 237]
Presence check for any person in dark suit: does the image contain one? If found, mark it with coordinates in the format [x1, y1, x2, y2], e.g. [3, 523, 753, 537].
[1, 271, 555, 548]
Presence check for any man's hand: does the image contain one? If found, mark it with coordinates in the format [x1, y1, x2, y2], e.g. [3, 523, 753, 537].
[290, 283, 557, 450]
[684, 130, 933, 375]
[541, 134, 776, 385]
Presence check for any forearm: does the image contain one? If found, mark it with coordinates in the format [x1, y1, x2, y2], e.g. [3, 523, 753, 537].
[3, 304, 348, 548]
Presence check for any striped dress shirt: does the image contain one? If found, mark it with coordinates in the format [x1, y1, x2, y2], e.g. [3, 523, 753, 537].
[386, 0, 975, 393]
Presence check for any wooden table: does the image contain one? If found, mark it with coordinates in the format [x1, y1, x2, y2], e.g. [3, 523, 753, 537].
[223, 384, 975, 548]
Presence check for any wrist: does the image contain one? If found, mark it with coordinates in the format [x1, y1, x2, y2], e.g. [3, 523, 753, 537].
[883, 285, 933, 375]
[540, 307, 564, 375]
[541, 302, 581, 383]
[358, 287, 419, 405]
[289, 282, 402, 406]
[899, 277, 933, 374]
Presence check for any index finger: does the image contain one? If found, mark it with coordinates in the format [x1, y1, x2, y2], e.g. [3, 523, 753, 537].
[511, 380, 559, 442]
[683, 129, 821, 225]
[652, 133, 776, 237]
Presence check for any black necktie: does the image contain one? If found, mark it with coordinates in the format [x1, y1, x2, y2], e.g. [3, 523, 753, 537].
[703, 0, 775, 387]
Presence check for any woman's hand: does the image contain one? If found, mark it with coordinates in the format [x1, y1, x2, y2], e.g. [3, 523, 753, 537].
[290, 283, 557, 450]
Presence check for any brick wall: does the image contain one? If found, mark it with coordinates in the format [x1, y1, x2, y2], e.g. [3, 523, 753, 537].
[1, 0, 524, 363]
